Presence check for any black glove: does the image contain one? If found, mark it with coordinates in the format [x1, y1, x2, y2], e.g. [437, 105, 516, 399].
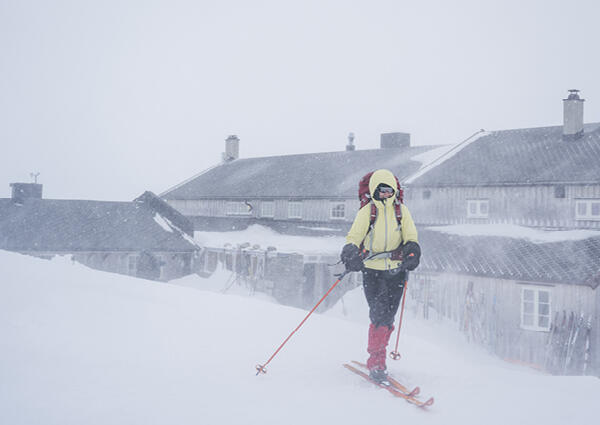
[402, 241, 421, 271]
[340, 243, 364, 272]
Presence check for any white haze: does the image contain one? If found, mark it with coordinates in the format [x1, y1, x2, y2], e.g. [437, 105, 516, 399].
[1, 0, 600, 200]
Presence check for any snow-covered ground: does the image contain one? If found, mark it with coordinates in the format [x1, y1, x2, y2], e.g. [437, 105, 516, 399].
[1, 250, 599, 425]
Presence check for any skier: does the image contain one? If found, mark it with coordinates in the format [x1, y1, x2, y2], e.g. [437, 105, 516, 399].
[340, 169, 421, 382]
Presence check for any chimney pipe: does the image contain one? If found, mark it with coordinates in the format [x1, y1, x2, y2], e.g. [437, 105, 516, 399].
[223, 135, 240, 162]
[563, 89, 585, 140]
[346, 132, 356, 151]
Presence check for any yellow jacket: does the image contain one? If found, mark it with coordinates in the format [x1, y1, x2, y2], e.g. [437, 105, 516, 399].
[346, 169, 418, 271]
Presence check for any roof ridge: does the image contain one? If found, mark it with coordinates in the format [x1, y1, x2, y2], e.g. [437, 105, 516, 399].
[489, 121, 600, 134]
[221, 145, 436, 162]
[159, 163, 221, 197]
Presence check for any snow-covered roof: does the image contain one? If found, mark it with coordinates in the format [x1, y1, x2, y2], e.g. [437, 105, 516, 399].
[0, 192, 199, 252]
[193, 222, 600, 288]
[161, 146, 442, 200]
[420, 226, 600, 288]
[409, 123, 600, 186]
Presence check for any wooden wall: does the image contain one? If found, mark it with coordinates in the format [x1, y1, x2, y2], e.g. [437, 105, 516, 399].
[69, 251, 193, 282]
[167, 199, 360, 223]
[166, 183, 600, 229]
[405, 184, 600, 228]
[409, 271, 598, 375]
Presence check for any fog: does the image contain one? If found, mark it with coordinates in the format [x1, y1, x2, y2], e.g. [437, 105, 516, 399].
[1, 0, 599, 200]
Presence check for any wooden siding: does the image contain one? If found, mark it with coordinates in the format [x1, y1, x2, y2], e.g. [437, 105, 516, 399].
[405, 184, 600, 229]
[167, 199, 359, 223]
[409, 271, 597, 375]
[65, 251, 192, 282]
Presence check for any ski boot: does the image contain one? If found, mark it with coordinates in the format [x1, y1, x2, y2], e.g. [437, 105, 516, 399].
[369, 368, 389, 384]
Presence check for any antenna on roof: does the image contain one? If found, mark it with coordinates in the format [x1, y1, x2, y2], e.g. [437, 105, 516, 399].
[30, 172, 40, 184]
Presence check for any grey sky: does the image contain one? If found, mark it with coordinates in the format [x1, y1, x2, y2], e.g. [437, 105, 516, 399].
[1, 0, 599, 200]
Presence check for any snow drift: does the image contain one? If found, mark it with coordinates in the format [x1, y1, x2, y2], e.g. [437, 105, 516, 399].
[1, 250, 598, 425]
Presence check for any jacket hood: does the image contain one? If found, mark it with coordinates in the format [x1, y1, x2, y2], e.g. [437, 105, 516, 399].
[368, 169, 398, 198]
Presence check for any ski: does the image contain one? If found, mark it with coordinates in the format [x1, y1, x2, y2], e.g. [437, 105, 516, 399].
[343, 363, 434, 408]
[350, 361, 420, 397]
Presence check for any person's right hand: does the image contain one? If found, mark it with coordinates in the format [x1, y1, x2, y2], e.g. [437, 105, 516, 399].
[340, 243, 364, 272]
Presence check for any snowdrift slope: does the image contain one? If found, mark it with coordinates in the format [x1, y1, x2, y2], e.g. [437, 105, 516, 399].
[1, 250, 598, 425]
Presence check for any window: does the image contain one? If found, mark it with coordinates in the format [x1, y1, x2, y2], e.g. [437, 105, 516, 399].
[554, 185, 566, 199]
[422, 190, 431, 200]
[288, 201, 303, 219]
[520, 286, 551, 331]
[127, 255, 139, 276]
[226, 201, 253, 216]
[467, 199, 489, 218]
[261, 201, 274, 218]
[575, 199, 600, 221]
[330, 202, 345, 220]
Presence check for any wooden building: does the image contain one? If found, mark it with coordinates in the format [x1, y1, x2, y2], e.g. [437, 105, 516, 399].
[158, 91, 600, 375]
[161, 132, 443, 235]
[406, 90, 600, 230]
[0, 185, 200, 281]
[410, 228, 600, 376]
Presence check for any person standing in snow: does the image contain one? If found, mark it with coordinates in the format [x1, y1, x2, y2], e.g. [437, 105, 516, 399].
[340, 169, 421, 383]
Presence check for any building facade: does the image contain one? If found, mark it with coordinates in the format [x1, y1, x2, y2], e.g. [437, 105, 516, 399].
[406, 91, 600, 229]
[161, 133, 442, 234]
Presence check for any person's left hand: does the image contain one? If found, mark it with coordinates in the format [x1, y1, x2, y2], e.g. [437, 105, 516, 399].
[402, 241, 421, 271]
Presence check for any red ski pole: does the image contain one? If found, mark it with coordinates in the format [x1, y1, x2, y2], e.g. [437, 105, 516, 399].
[390, 277, 408, 360]
[256, 270, 349, 375]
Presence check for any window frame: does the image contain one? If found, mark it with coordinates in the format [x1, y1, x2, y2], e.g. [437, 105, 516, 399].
[127, 254, 139, 276]
[329, 201, 346, 220]
[226, 201, 253, 216]
[261, 201, 275, 218]
[467, 199, 490, 219]
[575, 199, 600, 221]
[520, 285, 552, 332]
[288, 201, 303, 219]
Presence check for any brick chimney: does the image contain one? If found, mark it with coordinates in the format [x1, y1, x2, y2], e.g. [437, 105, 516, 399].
[563, 89, 585, 140]
[380, 132, 410, 149]
[10, 182, 43, 204]
[222, 135, 240, 162]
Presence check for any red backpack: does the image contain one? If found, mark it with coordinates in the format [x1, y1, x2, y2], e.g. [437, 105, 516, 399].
[358, 171, 404, 260]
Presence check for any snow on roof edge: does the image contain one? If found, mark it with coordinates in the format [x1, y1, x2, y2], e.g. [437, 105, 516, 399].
[405, 129, 488, 184]
[427, 224, 600, 244]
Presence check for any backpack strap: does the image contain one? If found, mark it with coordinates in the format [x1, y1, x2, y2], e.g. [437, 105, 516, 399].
[369, 200, 402, 230]
[394, 200, 403, 232]
[369, 202, 377, 230]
